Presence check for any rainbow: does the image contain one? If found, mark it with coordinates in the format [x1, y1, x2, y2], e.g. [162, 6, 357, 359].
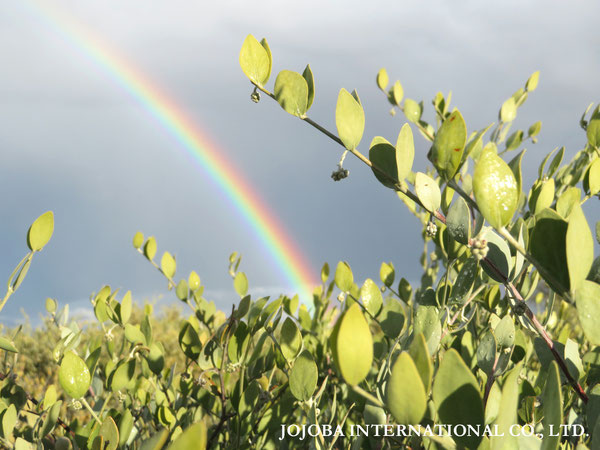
[23, 1, 317, 301]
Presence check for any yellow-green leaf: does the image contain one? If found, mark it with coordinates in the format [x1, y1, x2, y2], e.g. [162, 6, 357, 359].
[167, 422, 207, 450]
[239, 35, 271, 86]
[274, 70, 309, 117]
[500, 97, 517, 123]
[234, 272, 248, 297]
[396, 123, 414, 181]
[386, 352, 427, 425]
[432, 349, 484, 449]
[280, 317, 302, 361]
[289, 350, 318, 401]
[336, 88, 365, 150]
[376, 68, 388, 91]
[430, 110, 467, 180]
[541, 362, 562, 450]
[334, 261, 353, 292]
[333, 303, 373, 385]
[566, 203, 594, 292]
[132, 231, 144, 249]
[58, 351, 91, 398]
[144, 237, 157, 261]
[526, 71, 540, 91]
[161, 252, 176, 280]
[576, 281, 600, 346]
[415, 172, 441, 213]
[98, 417, 119, 450]
[27, 211, 54, 251]
[473, 149, 519, 229]
[360, 278, 383, 317]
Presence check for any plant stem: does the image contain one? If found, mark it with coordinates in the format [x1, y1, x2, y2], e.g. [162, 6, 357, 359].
[351, 385, 384, 408]
[497, 227, 572, 303]
[81, 398, 103, 425]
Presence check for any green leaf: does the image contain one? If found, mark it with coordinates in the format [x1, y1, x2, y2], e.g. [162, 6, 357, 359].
[494, 315, 515, 348]
[274, 70, 309, 117]
[575, 281, 600, 345]
[120, 291, 132, 324]
[27, 211, 54, 251]
[403, 98, 421, 123]
[289, 350, 318, 401]
[334, 261, 353, 292]
[360, 278, 383, 317]
[160, 252, 176, 279]
[446, 196, 471, 245]
[239, 35, 271, 86]
[178, 321, 202, 360]
[332, 303, 373, 385]
[390, 80, 403, 105]
[433, 349, 484, 449]
[451, 258, 478, 302]
[140, 430, 169, 450]
[98, 416, 119, 450]
[147, 343, 165, 375]
[587, 116, 600, 148]
[132, 231, 144, 249]
[530, 210, 570, 295]
[124, 324, 146, 345]
[530, 178, 555, 215]
[144, 237, 157, 261]
[379, 298, 406, 339]
[547, 146, 564, 177]
[118, 410, 134, 447]
[556, 186, 581, 218]
[58, 351, 91, 398]
[0, 336, 18, 353]
[477, 331, 497, 375]
[473, 148, 519, 229]
[188, 271, 201, 291]
[43, 385, 57, 410]
[414, 305, 441, 355]
[408, 333, 433, 392]
[528, 121, 542, 138]
[541, 362, 562, 450]
[430, 110, 467, 180]
[526, 71, 540, 91]
[336, 88, 365, 150]
[505, 130, 523, 151]
[369, 136, 398, 189]
[481, 229, 512, 283]
[110, 359, 136, 392]
[566, 203, 594, 292]
[176, 279, 188, 301]
[376, 68, 388, 91]
[234, 272, 248, 297]
[302, 64, 315, 110]
[500, 97, 517, 123]
[167, 422, 207, 450]
[508, 149, 526, 194]
[587, 158, 600, 196]
[40, 400, 62, 438]
[490, 365, 521, 450]
[1, 404, 16, 439]
[415, 172, 441, 213]
[396, 123, 415, 182]
[386, 353, 427, 424]
[280, 317, 302, 361]
[380, 262, 395, 287]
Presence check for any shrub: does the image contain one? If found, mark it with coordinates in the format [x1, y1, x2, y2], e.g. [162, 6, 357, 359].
[0, 34, 598, 450]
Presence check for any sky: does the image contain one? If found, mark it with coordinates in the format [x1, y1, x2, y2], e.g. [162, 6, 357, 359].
[0, 0, 599, 324]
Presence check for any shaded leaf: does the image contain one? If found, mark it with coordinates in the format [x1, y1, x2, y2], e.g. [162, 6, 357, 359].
[274, 70, 309, 117]
[386, 353, 427, 424]
[289, 350, 318, 401]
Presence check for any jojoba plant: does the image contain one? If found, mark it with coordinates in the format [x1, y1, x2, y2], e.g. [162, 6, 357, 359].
[0, 33, 599, 450]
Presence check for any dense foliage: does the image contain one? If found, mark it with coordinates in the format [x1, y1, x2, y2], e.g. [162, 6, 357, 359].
[0, 34, 599, 450]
